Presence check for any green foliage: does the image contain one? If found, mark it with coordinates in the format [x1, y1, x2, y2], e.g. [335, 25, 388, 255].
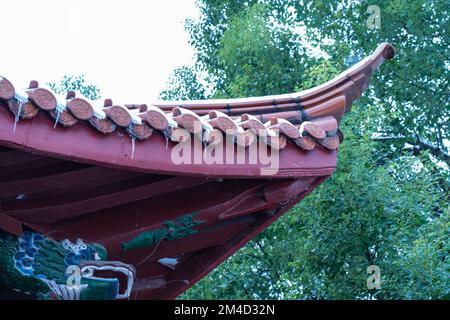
[48, 74, 101, 100]
[289, 0, 450, 166]
[163, 0, 449, 300]
[216, 4, 308, 97]
[160, 66, 207, 101]
[185, 0, 261, 83]
[299, 60, 340, 90]
[180, 105, 448, 300]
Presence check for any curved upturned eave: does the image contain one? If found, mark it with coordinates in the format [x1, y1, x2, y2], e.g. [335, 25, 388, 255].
[0, 43, 395, 179]
[153, 43, 395, 115]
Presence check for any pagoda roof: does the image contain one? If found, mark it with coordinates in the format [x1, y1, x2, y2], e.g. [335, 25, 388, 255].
[0, 43, 394, 300]
[0, 43, 394, 179]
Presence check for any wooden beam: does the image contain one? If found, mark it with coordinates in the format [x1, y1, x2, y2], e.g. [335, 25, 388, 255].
[4, 176, 209, 223]
[0, 166, 145, 200]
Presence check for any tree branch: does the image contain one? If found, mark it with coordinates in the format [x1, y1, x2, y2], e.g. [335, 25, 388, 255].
[372, 135, 450, 166]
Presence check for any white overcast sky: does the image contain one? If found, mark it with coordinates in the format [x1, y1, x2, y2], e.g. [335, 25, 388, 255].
[0, 0, 198, 103]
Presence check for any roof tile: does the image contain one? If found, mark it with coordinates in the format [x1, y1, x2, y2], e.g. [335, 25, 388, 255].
[0, 74, 351, 154]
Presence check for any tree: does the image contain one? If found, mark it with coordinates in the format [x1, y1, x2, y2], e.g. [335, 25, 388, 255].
[162, 0, 449, 299]
[48, 74, 101, 100]
[159, 66, 207, 101]
[288, 0, 449, 167]
[215, 4, 310, 97]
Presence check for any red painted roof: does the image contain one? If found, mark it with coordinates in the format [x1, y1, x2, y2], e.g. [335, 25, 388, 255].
[0, 43, 395, 160]
[0, 43, 394, 300]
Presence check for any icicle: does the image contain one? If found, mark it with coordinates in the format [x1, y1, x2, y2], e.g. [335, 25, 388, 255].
[12, 90, 28, 133]
[162, 127, 175, 149]
[203, 138, 210, 159]
[53, 109, 61, 129]
[202, 127, 212, 158]
[131, 136, 136, 160]
[13, 101, 23, 133]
